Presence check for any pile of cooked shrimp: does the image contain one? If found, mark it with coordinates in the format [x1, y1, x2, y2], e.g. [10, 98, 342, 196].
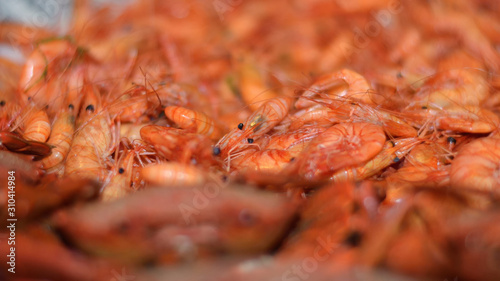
[1, 0, 500, 280]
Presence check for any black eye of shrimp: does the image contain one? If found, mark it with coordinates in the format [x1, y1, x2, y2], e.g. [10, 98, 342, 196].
[86, 104, 95, 112]
[447, 137, 457, 144]
[238, 209, 256, 226]
[238, 123, 244, 130]
[0, 100, 5, 106]
[247, 138, 254, 143]
[213, 146, 221, 156]
[343, 231, 363, 247]
[118, 168, 125, 174]
[68, 104, 74, 110]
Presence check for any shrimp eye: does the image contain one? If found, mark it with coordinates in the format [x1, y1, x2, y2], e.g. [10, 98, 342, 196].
[213, 146, 221, 156]
[393, 156, 400, 162]
[396, 72, 403, 78]
[247, 138, 254, 143]
[86, 104, 95, 112]
[290, 157, 296, 162]
[0, 100, 5, 106]
[447, 137, 457, 144]
[118, 167, 125, 174]
[343, 231, 363, 247]
[421, 106, 427, 109]
[238, 209, 256, 226]
[68, 104, 74, 110]
[238, 123, 244, 130]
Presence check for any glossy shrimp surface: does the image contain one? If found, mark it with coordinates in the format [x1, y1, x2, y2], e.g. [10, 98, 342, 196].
[164, 106, 220, 140]
[3, 1, 500, 279]
[450, 137, 500, 193]
[297, 122, 386, 180]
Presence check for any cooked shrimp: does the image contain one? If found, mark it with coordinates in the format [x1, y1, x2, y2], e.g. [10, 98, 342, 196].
[64, 111, 114, 182]
[411, 69, 490, 109]
[265, 126, 326, 152]
[408, 106, 499, 134]
[450, 137, 500, 193]
[164, 106, 221, 140]
[41, 105, 76, 170]
[236, 55, 280, 111]
[140, 125, 213, 167]
[141, 162, 206, 187]
[230, 149, 294, 174]
[19, 106, 51, 143]
[215, 97, 293, 166]
[295, 69, 374, 109]
[101, 148, 137, 201]
[331, 138, 421, 182]
[18, 39, 82, 108]
[296, 122, 386, 181]
[107, 85, 161, 123]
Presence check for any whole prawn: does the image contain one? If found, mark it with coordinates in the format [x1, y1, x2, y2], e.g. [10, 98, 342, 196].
[101, 147, 137, 201]
[214, 97, 293, 169]
[140, 125, 214, 167]
[295, 69, 374, 109]
[41, 104, 76, 170]
[64, 86, 114, 181]
[164, 106, 221, 140]
[450, 137, 500, 193]
[331, 138, 422, 183]
[19, 106, 51, 143]
[294, 122, 386, 181]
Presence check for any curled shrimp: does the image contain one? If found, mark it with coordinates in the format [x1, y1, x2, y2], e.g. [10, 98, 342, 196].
[450, 137, 500, 193]
[295, 69, 374, 109]
[331, 138, 422, 182]
[164, 106, 221, 140]
[215, 97, 293, 166]
[407, 106, 500, 134]
[411, 69, 490, 109]
[295, 122, 386, 181]
[17, 106, 51, 143]
[230, 149, 293, 175]
[107, 85, 162, 123]
[140, 125, 213, 167]
[40, 105, 76, 170]
[141, 162, 207, 187]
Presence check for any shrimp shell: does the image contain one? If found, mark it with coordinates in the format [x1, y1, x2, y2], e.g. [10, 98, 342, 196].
[450, 137, 500, 193]
[216, 97, 293, 161]
[21, 107, 51, 143]
[164, 106, 221, 140]
[64, 112, 113, 181]
[41, 108, 76, 170]
[297, 122, 386, 180]
[141, 162, 206, 187]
